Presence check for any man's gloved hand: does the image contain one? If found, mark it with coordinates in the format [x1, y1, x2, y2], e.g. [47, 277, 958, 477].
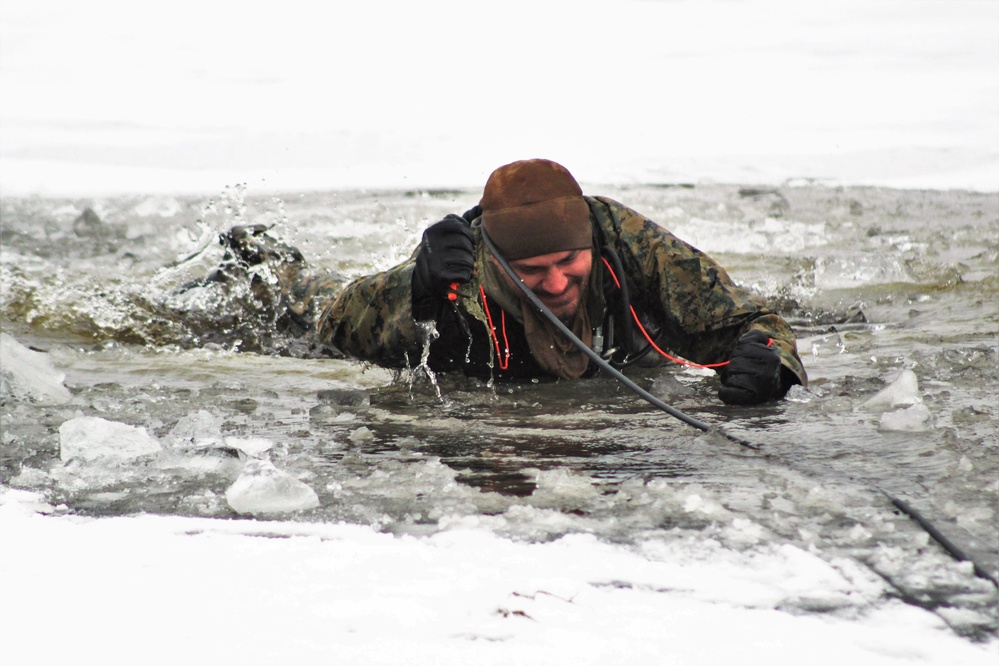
[718, 330, 785, 405]
[411, 214, 475, 321]
[462, 205, 483, 223]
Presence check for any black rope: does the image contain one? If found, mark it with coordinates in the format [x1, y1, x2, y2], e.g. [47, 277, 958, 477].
[886, 493, 999, 587]
[481, 229, 760, 450]
[480, 227, 999, 589]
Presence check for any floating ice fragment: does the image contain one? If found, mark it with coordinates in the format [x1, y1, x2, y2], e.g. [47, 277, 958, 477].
[878, 403, 931, 432]
[955, 505, 994, 528]
[59, 416, 162, 462]
[531, 469, 599, 509]
[349, 426, 374, 443]
[225, 459, 319, 515]
[684, 494, 704, 513]
[848, 524, 873, 543]
[783, 384, 815, 403]
[649, 375, 694, 399]
[9, 466, 50, 489]
[723, 518, 767, 546]
[0, 334, 72, 404]
[683, 493, 725, 516]
[167, 410, 224, 449]
[223, 436, 274, 460]
[316, 388, 370, 408]
[863, 369, 920, 409]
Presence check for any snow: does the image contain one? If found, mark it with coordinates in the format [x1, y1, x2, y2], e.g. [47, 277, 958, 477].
[1, 487, 994, 665]
[1, 1, 997, 659]
[1, 0, 996, 196]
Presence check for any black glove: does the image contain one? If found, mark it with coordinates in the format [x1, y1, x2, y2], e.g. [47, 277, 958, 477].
[718, 330, 785, 405]
[462, 205, 483, 223]
[411, 214, 475, 321]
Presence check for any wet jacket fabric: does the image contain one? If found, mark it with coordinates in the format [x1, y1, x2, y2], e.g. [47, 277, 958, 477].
[316, 197, 807, 385]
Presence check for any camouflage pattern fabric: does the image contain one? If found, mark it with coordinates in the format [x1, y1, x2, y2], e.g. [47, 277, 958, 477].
[314, 197, 807, 385]
[203, 224, 348, 338]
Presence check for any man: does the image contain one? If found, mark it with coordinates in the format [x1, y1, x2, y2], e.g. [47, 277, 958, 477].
[307, 159, 806, 405]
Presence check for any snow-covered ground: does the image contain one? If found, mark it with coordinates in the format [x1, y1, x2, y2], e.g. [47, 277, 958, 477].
[2, 487, 995, 665]
[1, 1, 997, 663]
[1, 0, 996, 196]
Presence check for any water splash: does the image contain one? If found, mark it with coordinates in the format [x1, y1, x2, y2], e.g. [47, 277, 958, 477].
[407, 320, 444, 403]
[149, 218, 217, 290]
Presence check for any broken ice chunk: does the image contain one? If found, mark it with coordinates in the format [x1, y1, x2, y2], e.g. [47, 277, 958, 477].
[225, 459, 319, 515]
[167, 410, 224, 449]
[0, 334, 72, 404]
[878, 403, 931, 432]
[863, 369, 921, 409]
[59, 416, 162, 462]
[349, 426, 375, 443]
[223, 436, 275, 460]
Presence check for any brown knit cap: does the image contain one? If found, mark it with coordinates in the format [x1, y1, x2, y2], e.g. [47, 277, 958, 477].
[480, 159, 592, 260]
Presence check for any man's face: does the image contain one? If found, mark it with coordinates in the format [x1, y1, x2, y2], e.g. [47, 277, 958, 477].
[505, 249, 593, 321]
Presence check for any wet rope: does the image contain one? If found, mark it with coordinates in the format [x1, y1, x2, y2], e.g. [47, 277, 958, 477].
[481, 230, 760, 450]
[481, 228, 999, 589]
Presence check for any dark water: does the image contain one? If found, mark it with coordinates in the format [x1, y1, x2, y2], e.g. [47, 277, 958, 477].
[1, 182, 996, 639]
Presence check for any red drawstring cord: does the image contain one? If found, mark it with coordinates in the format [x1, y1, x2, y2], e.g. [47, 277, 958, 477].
[479, 286, 510, 370]
[601, 257, 730, 369]
[477, 259, 747, 372]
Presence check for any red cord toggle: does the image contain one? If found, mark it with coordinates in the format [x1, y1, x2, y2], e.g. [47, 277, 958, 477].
[447, 282, 460, 301]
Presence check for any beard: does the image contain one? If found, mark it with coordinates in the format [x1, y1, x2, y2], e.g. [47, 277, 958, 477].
[535, 282, 583, 323]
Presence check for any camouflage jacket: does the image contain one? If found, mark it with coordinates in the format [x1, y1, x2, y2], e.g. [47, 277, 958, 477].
[316, 197, 807, 385]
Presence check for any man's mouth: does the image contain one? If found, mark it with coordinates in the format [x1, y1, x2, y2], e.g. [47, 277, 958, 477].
[537, 287, 579, 313]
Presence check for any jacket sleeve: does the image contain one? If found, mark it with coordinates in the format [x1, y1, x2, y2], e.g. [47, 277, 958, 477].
[591, 197, 807, 386]
[315, 252, 426, 367]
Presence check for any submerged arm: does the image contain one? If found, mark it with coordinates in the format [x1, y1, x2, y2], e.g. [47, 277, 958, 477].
[315, 256, 425, 367]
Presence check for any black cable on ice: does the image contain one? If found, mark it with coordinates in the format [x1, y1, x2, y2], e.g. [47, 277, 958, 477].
[480, 228, 759, 451]
[885, 493, 999, 588]
[481, 226, 999, 590]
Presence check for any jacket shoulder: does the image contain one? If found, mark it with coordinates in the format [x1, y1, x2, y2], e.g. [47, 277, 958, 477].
[585, 196, 664, 237]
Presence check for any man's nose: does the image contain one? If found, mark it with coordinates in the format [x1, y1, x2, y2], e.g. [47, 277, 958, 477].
[539, 268, 568, 294]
